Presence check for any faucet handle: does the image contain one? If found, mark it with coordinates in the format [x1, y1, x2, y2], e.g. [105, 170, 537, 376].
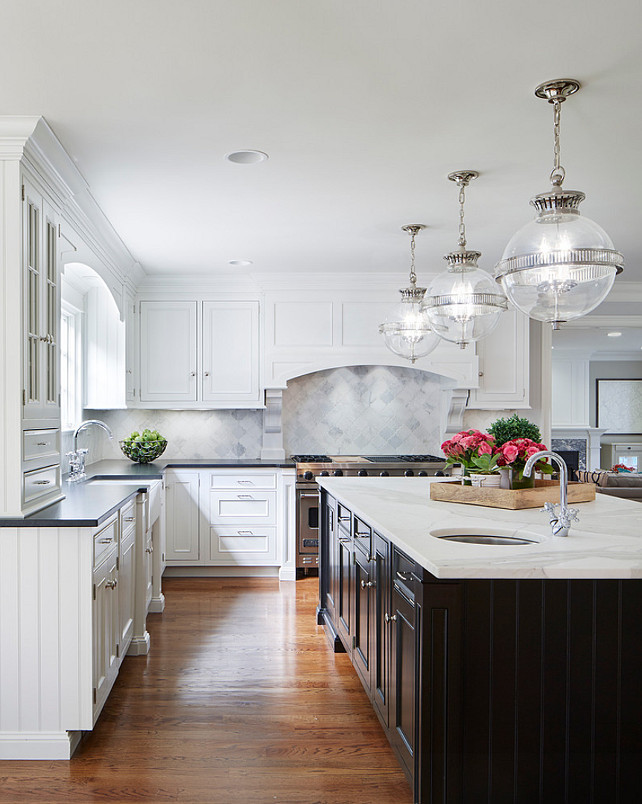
[566, 507, 580, 522]
[541, 502, 557, 514]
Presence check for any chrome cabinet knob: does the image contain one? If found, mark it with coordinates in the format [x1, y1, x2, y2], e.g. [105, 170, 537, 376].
[360, 579, 375, 589]
[384, 613, 397, 623]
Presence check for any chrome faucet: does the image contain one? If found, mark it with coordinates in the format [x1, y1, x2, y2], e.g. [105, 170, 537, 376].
[67, 419, 113, 482]
[523, 450, 579, 537]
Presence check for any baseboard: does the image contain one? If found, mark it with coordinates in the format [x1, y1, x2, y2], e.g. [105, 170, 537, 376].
[163, 566, 281, 578]
[148, 593, 165, 613]
[0, 730, 82, 760]
[127, 631, 151, 655]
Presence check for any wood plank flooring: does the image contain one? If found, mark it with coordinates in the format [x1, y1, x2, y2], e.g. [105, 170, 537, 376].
[0, 578, 412, 804]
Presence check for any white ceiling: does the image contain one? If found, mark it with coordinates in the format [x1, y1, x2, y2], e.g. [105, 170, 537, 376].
[2, 0, 641, 280]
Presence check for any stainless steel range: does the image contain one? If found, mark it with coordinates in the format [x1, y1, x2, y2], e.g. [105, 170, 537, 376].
[293, 454, 447, 573]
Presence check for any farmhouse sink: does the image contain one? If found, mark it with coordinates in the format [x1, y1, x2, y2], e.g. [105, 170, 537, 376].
[430, 527, 541, 546]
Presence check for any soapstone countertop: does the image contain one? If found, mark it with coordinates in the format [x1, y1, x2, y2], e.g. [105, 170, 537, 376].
[0, 458, 294, 528]
[317, 477, 642, 580]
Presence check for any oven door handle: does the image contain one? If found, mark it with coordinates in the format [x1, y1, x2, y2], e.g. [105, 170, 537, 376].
[299, 492, 320, 499]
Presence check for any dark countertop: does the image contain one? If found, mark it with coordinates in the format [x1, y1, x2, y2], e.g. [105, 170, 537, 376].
[86, 458, 295, 478]
[0, 458, 295, 528]
[1, 482, 142, 528]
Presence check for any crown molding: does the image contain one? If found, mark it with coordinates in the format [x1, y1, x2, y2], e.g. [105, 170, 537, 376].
[136, 273, 263, 295]
[254, 271, 441, 292]
[0, 116, 143, 291]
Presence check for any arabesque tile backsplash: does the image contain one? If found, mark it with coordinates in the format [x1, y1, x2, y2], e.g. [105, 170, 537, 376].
[81, 365, 448, 464]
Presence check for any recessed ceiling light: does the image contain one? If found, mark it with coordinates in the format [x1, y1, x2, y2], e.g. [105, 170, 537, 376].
[225, 150, 269, 164]
[228, 259, 253, 267]
[607, 331, 622, 337]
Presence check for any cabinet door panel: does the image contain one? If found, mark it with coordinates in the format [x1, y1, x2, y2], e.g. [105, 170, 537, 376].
[391, 584, 417, 780]
[471, 309, 529, 408]
[373, 532, 390, 727]
[118, 526, 136, 651]
[202, 301, 260, 404]
[139, 301, 197, 402]
[353, 548, 372, 691]
[337, 536, 352, 645]
[165, 472, 200, 561]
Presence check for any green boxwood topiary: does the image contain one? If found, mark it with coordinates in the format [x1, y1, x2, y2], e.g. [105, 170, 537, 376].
[487, 414, 542, 448]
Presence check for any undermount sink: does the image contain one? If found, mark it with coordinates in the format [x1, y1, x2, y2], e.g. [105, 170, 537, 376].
[430, 527, 541, 546]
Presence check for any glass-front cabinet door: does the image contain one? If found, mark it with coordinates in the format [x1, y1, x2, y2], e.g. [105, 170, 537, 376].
[22, 178, 60, 421]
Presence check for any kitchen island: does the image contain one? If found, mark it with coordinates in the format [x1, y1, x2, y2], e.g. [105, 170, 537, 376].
[317, 477, 642, 804]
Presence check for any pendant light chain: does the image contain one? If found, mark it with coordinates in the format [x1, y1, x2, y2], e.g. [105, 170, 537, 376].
[457, 181, 467, 247]
[409, 229, 417, 286]
[550, 99, 566, 186]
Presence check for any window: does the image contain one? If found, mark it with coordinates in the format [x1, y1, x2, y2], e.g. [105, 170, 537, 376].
[60, 302, 82, 430]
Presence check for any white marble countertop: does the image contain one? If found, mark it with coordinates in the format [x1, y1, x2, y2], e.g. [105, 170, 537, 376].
[317, 477, 642, 579]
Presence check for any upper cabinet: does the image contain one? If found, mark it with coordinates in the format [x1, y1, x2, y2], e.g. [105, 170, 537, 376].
[22, 177, 60, 423]
[468, 308, 530, 409]
[136, 298, 262, 408]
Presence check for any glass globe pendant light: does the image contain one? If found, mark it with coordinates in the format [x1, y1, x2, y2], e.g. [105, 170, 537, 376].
[378, 224, 440, 363]
[422, 171, 508, 349]
[495, 79, 624, 329]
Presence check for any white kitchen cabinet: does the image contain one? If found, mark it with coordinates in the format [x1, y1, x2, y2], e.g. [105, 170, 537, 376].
[202, 300, 260, 404]
[118, 502, 137, 651]
[92, 542, 119, 717]
[136, 298, 262, 408]
[0, 492, 154, 759]
[164, 468, 292, 571]
[469, 308, 530, 409]
[165, 470, 201, 561]
[22, 177, 60, 423]
[139, 300, 198, 403]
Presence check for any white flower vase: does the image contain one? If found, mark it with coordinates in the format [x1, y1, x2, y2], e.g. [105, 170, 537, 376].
[468, 473, 502, 488]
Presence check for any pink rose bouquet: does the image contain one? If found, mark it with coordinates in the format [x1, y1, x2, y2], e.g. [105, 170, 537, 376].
[441, 429, 499, 472]
[495, 438, 555, 482]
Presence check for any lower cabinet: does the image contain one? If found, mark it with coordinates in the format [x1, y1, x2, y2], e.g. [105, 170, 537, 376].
[92, 543, 120, 717]
[165, 468, 292, 571]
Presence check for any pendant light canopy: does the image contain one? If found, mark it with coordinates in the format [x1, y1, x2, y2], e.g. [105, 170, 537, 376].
[422, 171, 507, 349]
[495, 79, 624, 329]
[379, 224, 440, 364]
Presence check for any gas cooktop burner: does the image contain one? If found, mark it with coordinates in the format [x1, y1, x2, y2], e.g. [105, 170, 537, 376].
[362, 455, 444, 463]
[290, 454, 331, 463]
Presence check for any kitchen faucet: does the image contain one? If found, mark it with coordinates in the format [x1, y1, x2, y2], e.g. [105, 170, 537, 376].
[523, 450, 579, 537]
[67, 419, 113, 482]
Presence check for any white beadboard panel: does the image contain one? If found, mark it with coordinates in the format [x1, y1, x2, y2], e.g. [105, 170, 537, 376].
[282, 365, 445, 455]
[89, 408, 264, 460]
[341, 302, 392, 347]
[18, 530, 41, 731]
[0, 529, 20, 731]
[273, 301, 333, 347]
[39, 529, 61, 730]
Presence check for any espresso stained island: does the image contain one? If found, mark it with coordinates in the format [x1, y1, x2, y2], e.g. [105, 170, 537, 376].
[317, 476, 642, 804]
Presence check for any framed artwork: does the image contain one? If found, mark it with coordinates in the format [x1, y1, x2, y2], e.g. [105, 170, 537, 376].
[596, 379, 642, 433]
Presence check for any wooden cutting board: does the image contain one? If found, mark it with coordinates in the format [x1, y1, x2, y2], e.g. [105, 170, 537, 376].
[429, 479, 596, 510]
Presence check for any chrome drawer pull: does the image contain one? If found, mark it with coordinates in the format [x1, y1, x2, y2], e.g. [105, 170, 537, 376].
[36, 442, 48, 446]
[360, 580, 375, 589]
[33, 480, 51, 485]
[237, 530, 254, 535]
[237, 494, 254, 499]
[98, 537, 113, 544]
[338, 536, 351, 543]
[124, 516, 135, 522]
[238, 480, 254, 486]
[396, 571, 411, 582]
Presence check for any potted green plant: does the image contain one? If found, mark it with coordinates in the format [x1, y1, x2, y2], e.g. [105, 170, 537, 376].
[487, 414, 542, 448]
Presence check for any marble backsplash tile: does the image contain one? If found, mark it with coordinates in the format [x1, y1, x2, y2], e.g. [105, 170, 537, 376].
[282, 365, 445, 456]
[81, 365, 448, 464]
[83, 408, 264, 461]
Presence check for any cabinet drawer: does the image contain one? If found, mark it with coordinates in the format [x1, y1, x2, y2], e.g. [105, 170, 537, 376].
[209, 473, 277, 490]
[94, 515, 119, 567]
[353, 515, 372, 557]
[120, 499, 137, 536]
[337, 503, 352, 536]
[22, 463, 61, 504]
[209, 490, 276, 524]
[23, 428, 60, 462]
[392, 546, 421, 603]
[209, 526, 277, 563]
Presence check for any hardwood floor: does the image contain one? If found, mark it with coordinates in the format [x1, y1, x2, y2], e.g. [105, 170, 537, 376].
[0, 578, 412, 804]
